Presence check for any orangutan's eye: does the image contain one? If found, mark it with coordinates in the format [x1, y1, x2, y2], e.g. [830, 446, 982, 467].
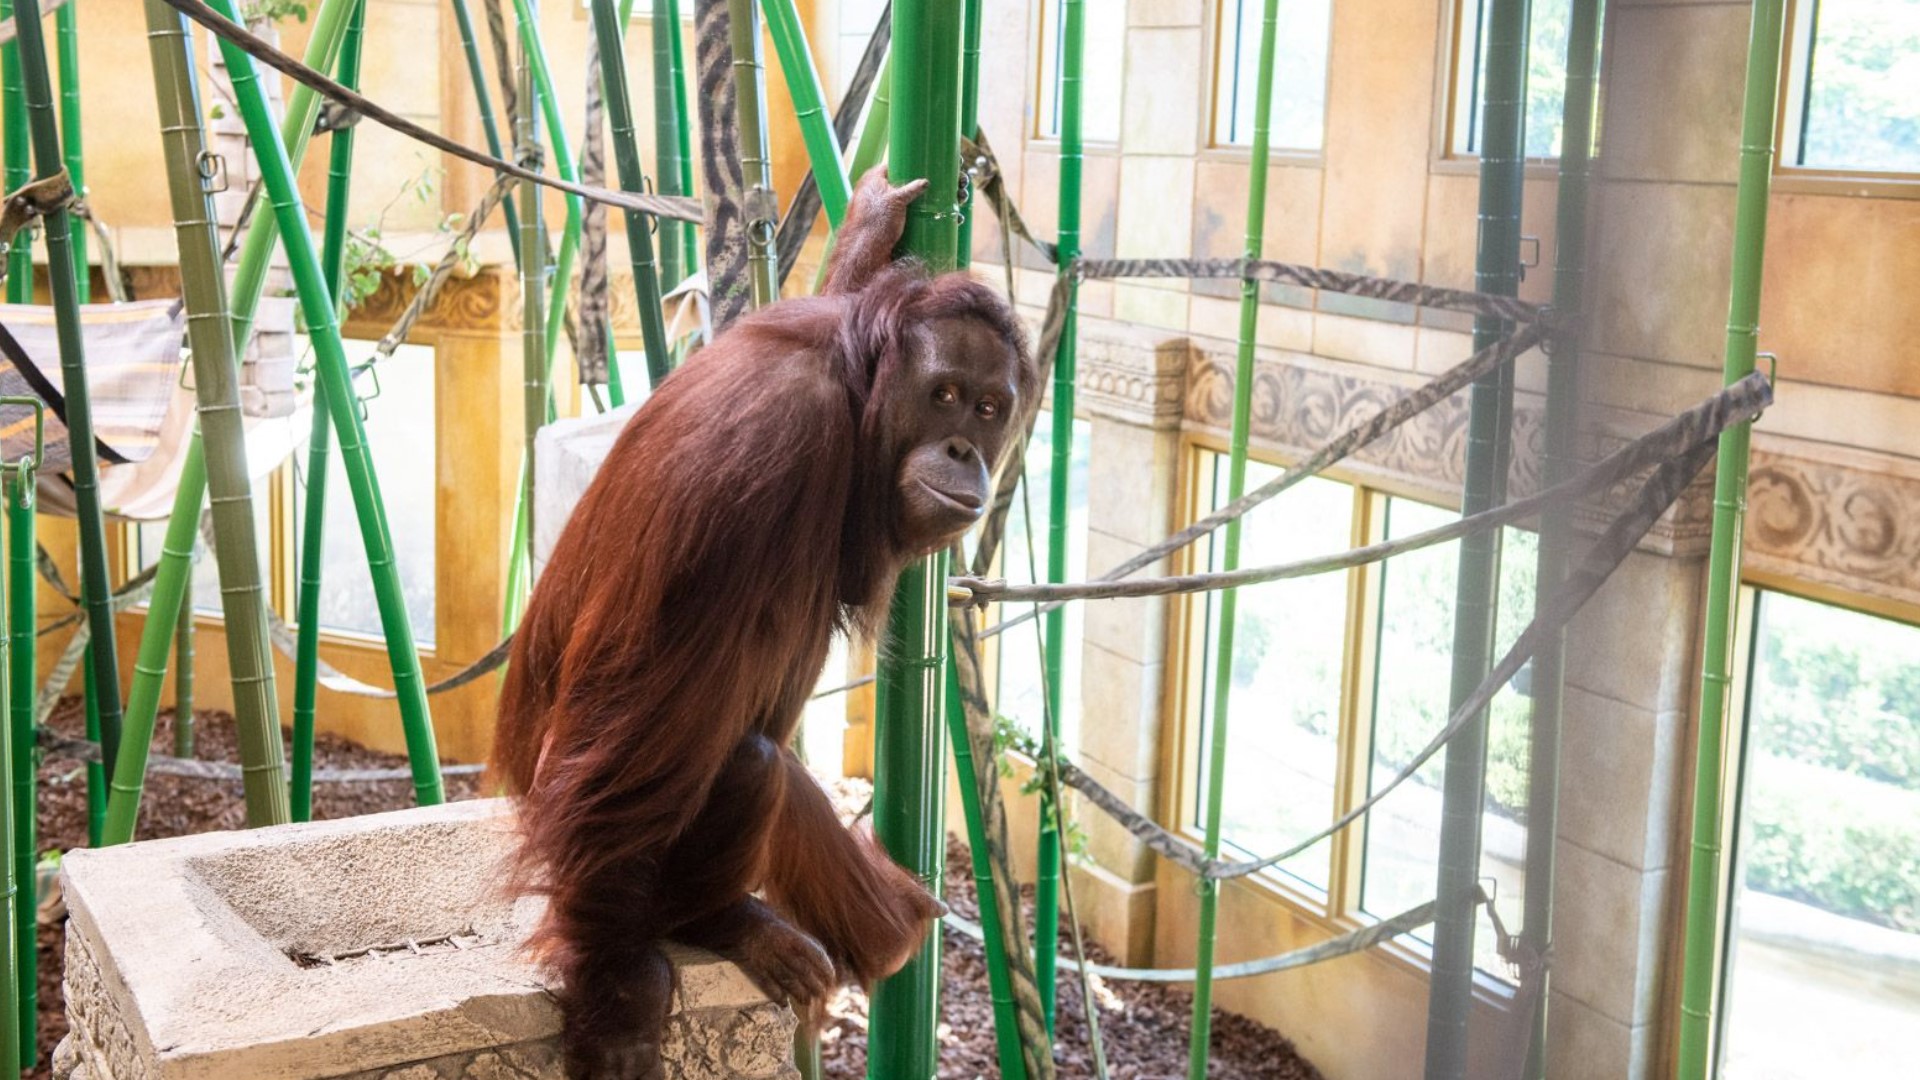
[975, 400, 999, 420]
[934, 385, 960, 406]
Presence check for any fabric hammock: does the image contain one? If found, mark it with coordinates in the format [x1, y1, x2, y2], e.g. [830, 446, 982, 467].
[0, 300, 311, 521]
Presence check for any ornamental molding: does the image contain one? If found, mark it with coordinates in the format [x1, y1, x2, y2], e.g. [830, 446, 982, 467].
[1744, 441, 1920, 610]
[1074, 330, 1190, 429]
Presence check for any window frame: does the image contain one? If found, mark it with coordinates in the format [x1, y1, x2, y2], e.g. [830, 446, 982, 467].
[1771, 0, 1920, 199]
[1200, 0, 1334, 164]
[1029, 0, 1126, 150]
[1163, 433, 1527, 999]
[1429, 0, 1568, 178]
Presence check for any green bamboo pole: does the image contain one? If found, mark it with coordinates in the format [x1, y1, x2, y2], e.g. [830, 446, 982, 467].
[942, 2, 1021, 1073]
[507, 0, 582, 366]
[449, 0, 522, 263]
[727, 0, 778, 307]
[54, 0, 81, 302]
[1676, 1, 1786, 1074]
[291, 0, 367, 824]
[81, 644, 100, 845]
[943, 662, 1027, 1079]
[11, 2, 123, 800]
[1, 0, 28, 303]
[505, 2, 545, 638]
[0, 463, 15, 1080]
[5, 412, 35, 1070]
[763, 0, 850, 229]
[650, 0, 686, 288]
[111, 0, 292, 844]
[115, 1, 354, 790]
[173, 582, 194, 758]
[666, 0, 696, 279]
[1520, 0, 1602, 1074]
[1186, 5, 1280, 1078]
[1034, 0, 1084, 1032]
[587, 0, 673, 389]
[226, 0, 355, 347]
[956, 0, 982, 265]
[1424, 0, 1530, 1073]
[869, 2, 962, 1075]
[807, 49, 891, 296]
[202, 0, 444, 808]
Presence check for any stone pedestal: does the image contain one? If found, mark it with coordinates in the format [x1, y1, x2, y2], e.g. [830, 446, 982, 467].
[55, 800, 796, 1080]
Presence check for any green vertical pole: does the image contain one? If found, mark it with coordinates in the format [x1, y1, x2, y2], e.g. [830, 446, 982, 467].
[449, 0, 522, 263]
[11, 1, 123, 799]
[6, 453, 31, 1069]
[588, 0, 674, 389]
[0, 463, 14, 1080]
[1676, 1, 1786, 1075]
[944, 660, 1027, 1079]
[507, 0, 545, 636]
[667, 0, 696, 278]
[507, 0, 583, 367]
[201, 0, 443, 808]
[225, 0, 355, 348]
[173, 582, 194, 758]
[1035, 0, 1083, 1032]
[1186, 2, 1279, 1076]
[944, 2, 1022, 1074]
[1521, 0, 1602, 1074]
[727, 0, 778, 306]
[651, 0, 686, 288]
[869, 2, 962, 1076]
[1424, 0, 1529, 1074]
[763, 0, 851, 228]
[292, 0, 367, 824]
[1, 0, 28, 303]
[112, 0, 291, 842]
[55, 0, 82, 302]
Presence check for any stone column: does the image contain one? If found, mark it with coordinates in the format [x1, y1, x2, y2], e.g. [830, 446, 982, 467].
[1068, 327, 1189, 965]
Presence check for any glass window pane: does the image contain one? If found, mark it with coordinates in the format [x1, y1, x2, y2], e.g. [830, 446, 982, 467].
[293, 342, 437, 646]
[1035, 0, 1125, 143]
[1191, 456, 1351, 892]
[998, 411, 1092, 752]
[1721, 592, 1920, 1078]
[1792, 0, 1920, 171]
[1362, 496, 1533, 979]
[1212, 0, 1333, 151]
[1451, 0, 1574, 158]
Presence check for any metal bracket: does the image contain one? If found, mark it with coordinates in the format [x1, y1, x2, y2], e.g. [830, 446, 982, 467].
[195, 151, 228, 195]
[1517, 235, 1542, 281]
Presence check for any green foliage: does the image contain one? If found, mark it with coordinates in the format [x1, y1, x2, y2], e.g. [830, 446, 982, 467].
[1744, 754, 1920, 933]
[242, 0, 310, 23]
[1753, 604, 1920, 792]
[1798, 0, 1920, 171]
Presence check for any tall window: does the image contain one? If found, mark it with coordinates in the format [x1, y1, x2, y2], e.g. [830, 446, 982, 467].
[1718, 590, 1920, 1079]
[292, 343, 438, 645]
[1210, 0, 1334, 151]
[998, 410, 1093, 750]
[1175, 451, 1536, 983]
[1780, 0, 1920, 173]
[1034, 0, 1125, 143]
[1448, 0, 1573, 158]
[1362, 497, 1535, 978]
[1187, 455, 1354, 891]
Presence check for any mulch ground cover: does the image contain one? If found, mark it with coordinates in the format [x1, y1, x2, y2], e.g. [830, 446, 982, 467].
[25, 701, 1321, 1080]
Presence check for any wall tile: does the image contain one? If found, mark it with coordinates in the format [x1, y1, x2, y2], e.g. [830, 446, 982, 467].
[1544, 990, 1634, 1080]
[1113, 281, 1192, 333]
[1117, 155, 1199, 259]
[1551, 842, 1669, 1027]
[1084, 528, 1173, 665]
[1587, 180, 1736, 372]
[1311, 311, 1419, 372]
[1555, 689, 1683, 872]
[1759, 193, 1920, 400]
[1564, 548, 1705, 716]
[1122, 29, 1205, 155]
[1601, 5, 1749, 186]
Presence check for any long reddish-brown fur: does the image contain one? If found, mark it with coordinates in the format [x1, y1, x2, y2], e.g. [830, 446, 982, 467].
[490, 174, 1032, 1078]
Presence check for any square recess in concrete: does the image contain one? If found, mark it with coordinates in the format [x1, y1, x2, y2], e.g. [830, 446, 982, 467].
[57, 799, 797, 1080]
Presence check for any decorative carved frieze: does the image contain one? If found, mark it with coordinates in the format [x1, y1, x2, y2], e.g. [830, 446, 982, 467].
[1180, 343, 1719, 556]
[1076, 331, 1190, 429]
[1745, 444, 1920, 609]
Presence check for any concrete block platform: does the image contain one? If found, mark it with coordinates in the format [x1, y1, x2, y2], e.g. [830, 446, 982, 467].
[54, 799, 797, 1080]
